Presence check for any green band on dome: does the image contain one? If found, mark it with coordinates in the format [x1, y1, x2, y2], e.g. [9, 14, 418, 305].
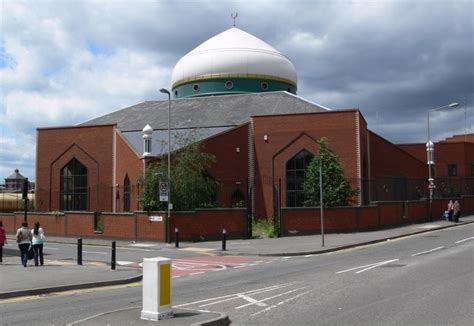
[172, 73, 297, 89]
[172, 77, 297, 98]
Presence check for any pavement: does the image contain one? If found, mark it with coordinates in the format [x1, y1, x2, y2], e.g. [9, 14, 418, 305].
[1, 215, 472, 325]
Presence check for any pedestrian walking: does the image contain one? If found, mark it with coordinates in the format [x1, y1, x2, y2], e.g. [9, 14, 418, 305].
[0, 220, 7, 263]
[16, 222, 32, 267]
[453, 200, 461, 222]
[447, 200, 454, 221]
[31, 221, 45, 266]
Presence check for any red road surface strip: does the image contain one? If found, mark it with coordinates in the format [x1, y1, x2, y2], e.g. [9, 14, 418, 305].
[119, 256, 269, 278]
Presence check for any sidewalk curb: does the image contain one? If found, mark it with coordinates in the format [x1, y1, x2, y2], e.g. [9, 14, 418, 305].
[227, 220, 474, 257]
[66, 306, 230, 326]
[0, 273, 142, 300]
[191, 312, 231, 326]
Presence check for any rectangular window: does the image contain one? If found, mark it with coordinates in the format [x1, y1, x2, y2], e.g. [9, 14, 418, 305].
[448, 164, 457, 177]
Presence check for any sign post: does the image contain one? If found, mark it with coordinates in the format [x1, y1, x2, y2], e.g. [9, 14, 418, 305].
[159, 181, 169, 202]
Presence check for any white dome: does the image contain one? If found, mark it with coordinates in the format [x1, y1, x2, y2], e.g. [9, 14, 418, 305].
[171, 27, 297, 88]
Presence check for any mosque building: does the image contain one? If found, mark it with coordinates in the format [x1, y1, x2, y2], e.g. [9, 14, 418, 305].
[35, 26, 469, 218]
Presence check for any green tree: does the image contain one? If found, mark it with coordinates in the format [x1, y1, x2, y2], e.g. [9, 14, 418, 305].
[304, 138, 357, 207]
[139, 132, 217, 211]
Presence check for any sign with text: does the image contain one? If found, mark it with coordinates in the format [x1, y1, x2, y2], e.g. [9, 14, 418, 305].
[149, 215, 163, 222]
[159, 181, 169, 202]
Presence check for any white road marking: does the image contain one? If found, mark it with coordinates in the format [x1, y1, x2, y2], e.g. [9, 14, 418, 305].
[232, 265, 247, 269]
[43, 247, 59, 250]
[235, 286, 308, 309]
[190, 272, 205, 276]
[175, 283, 295, 308]
[411, 246, 444, 257]
[336, 259, 399, 274]
[250, 290, 313, 317]
[83, 251, 107, 255]
[198, 284, 294, 308]
[236, 294, 267, 307]
[355, 259, 399, 274]
[455, 237, 474, 244]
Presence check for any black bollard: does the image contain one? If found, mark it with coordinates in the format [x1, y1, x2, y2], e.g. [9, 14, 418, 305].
[77, 238, 82, 265]
[175, 227, 179, 248]
[111, 241, 116, 270]
[222, 228, 227, 251]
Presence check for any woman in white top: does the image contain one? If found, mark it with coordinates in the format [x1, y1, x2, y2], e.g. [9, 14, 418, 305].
[31, 222, 45, 266]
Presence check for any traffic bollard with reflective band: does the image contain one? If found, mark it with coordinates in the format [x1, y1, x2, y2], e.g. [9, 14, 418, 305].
[175, 227, 179, 248]
[111, 241, 116, 270]
[141, 257, 173, 321]
[77, 238, 82, 265]
[222, 228, 227, 251]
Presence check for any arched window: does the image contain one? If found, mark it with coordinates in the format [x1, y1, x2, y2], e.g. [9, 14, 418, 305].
[60, 158, 88, 211]
[286, 149, 313, 207]
[230, 188, 245, 207]
[123, 174, 131, 212]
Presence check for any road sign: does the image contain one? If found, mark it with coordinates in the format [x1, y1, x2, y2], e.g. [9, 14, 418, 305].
[428, 182, 436, 189]
[159, 182, 169, 202]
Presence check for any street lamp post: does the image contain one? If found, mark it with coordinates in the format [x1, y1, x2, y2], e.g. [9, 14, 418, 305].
[160, 88, 171, 243]
[426, 102, 459, 220]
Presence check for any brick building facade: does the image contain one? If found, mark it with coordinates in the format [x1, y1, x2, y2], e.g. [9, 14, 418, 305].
[33, 26, 473, 219]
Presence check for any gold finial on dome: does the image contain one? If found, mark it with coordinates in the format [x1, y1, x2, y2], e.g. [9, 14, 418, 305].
[231, 12, 238, 27]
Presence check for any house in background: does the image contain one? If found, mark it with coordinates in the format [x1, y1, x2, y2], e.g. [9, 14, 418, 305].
[5, 169, 26, 191]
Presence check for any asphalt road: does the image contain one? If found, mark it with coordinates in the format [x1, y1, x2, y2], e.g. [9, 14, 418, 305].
[1, 224, 472, 325]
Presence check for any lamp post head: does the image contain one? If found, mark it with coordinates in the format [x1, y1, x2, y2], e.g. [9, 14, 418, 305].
[160, 88, 170, 95]
[448, 102, 459, 108]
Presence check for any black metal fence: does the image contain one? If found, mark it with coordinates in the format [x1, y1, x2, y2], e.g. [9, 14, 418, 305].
[2, 176, 472, 213]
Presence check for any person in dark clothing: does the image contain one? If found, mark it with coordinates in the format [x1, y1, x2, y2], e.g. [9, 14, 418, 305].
[16, 221, 32, 267]
[0, 220, 7, 263]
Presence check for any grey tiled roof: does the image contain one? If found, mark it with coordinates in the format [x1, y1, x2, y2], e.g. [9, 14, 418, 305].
[122, 126, 232, 157]
[81, 91, 329, 132]
[5, 169, 25, 180]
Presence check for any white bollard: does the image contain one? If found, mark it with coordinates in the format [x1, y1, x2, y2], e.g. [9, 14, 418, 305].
[141, 257, 173, 321]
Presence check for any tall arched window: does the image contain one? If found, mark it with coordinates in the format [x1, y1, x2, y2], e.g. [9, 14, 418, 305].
[60, 158, 88, 211]
[123, 174, 131, 212]
[286, 149, 314, 207]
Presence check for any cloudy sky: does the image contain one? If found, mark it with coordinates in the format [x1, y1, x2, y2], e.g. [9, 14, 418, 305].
[1, 0, 473, 181]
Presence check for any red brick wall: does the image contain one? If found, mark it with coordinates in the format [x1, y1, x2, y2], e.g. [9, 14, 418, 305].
[281, 206, 380, 235]
[0, 213, 15, 233]
[406, 201, 428, 223]
[1, 198, 471, 240]
[36, 124, 116, 212]
[101, 213, 136, 239]
[398, 142, 473, 179]
[65, 212, 95, 236]
[358, 206, 379, 230]
[461, 196, 473, 213]
[115, 131, 143, 212]
[204, 125, 249, 207]
[378, 202, 405, 227]
[252, 110, 361, 218]
[369, 132, 426, 178]
[170, 208, 247, 241]
[136, 212, 165, 241]
[8, 212, 67, 236]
